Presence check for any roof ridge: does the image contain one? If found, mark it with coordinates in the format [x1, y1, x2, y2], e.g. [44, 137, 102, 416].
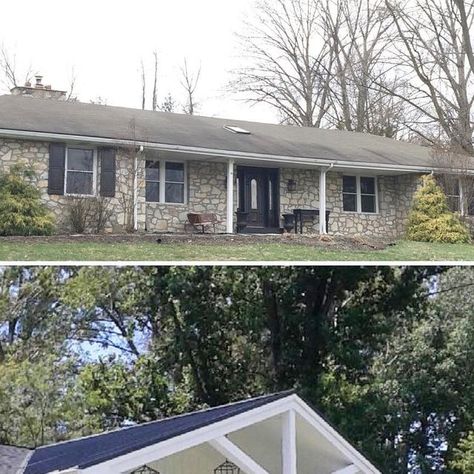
[33, 390, 295, 452]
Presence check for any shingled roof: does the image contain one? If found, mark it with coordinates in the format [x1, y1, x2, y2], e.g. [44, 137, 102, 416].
[0, 94, 435, 169]
[0, 445, 32, 474]
[24, 391, 293, 474]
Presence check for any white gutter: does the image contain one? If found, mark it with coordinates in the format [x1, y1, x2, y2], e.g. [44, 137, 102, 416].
[0, 127, 460, 174]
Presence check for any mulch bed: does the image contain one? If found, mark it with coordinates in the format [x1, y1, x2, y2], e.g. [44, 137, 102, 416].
[0, 233, 391, 251]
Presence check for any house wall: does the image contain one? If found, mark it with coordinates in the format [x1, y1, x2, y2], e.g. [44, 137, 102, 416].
[145, 161, 228, 233]
[278, 166, 421, 238]
[1, 137, 463, 238]
[0, 138, 137, 233]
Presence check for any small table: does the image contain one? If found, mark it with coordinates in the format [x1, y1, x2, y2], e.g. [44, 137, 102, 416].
[293, 209, 331, 234]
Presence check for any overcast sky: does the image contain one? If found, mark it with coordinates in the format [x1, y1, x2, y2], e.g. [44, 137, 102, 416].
[1, 0, 277, 122]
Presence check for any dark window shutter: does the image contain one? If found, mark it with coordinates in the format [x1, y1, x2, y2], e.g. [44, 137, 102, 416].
[100, 148, 116, 197]
[48, 143, 66, 195]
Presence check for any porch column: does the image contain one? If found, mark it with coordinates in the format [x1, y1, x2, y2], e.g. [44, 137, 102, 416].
[226, 159, 235, 233]
[319, 168, 327, 234]
[282, 410, 297, 474]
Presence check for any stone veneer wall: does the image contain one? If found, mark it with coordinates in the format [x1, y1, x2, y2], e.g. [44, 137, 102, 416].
[0, 137, 428, 237]
[0, 138, 137, 233]
[279, 166, 422, 238]
[145, 161, 228, 233]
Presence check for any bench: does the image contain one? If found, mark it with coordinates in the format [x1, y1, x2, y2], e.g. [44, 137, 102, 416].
[185, 213, 222, 233]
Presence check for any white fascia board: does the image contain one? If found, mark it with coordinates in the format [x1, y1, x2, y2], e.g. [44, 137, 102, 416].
[0, 128, 442, 174]
[291, 396, 381, 474]
[80, 396, 294, 474]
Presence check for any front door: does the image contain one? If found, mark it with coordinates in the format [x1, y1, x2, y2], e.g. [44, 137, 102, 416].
[237, 166, 279, 230]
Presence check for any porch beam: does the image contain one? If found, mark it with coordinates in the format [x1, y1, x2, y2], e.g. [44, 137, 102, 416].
[319, 168, 327, 234]
[282, 409, 297, 474]
[226, 159, 234, 233]
[331, 464, 359, 474]
[209, 436, 269, 474]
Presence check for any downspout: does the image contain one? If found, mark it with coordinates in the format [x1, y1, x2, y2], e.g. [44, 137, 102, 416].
[319, 162, 334, 235]
[133, 146, 143, 232]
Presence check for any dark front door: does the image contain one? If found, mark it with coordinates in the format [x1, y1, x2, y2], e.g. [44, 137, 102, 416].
[237, 166, 279, 230]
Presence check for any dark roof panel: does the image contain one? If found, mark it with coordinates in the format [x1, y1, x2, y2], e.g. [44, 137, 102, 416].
[0, 95, 435, 168]
[24, 391, 293, 474]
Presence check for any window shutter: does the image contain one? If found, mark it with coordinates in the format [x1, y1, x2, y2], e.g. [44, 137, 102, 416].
[48, 143, 66, 195]
[100, 147, 116, 197]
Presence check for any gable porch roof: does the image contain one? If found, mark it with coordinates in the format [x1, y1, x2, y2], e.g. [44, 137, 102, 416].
[22, 392, 381, 474]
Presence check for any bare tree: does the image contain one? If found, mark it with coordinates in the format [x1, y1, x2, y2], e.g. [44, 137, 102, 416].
[432, 144, 474, 219]
[233, 0, 334, 127]
[320, 0, 406, 136]
[140, 60, 146, 110]
[0, 45, 33, 91]
[66, 67, 77, 102]
[180, 58, 201, 115]
[385, 0, 474, 153]
[160, 93, 176, 113]
[152, 51, 158, 111]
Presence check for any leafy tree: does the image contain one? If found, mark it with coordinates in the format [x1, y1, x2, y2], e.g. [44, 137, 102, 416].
[0, 165, 55, 236]
[0, 357, 83, 447]
[452, 432, 474, 473]
[406, 174, 470, 244]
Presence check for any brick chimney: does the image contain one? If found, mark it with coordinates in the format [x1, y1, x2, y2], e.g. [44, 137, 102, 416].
[10, 74, 67, 100]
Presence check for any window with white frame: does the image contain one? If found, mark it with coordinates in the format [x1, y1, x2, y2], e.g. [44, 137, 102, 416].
[145, 161, 160, 202]
[342, 175, 377, 213]
[437, 175, 461, 212]
[165, 162, 185, 203]
[145, 160, 185, 204]
[65, 147, 95, 195]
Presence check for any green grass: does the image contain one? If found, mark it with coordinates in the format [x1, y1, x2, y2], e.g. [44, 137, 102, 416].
[0, 239, 473, 262]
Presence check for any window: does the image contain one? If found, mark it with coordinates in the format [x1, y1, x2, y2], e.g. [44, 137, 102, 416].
[342, 175, 377, 213]
[250, 179, 258, 209]
[437, 176, 461, 212]
[145, 161, 160, 202]
[145, 160, 185, 204]
[65, 147, 95, 195]
[224, 125, 251, 135]
[360, 176, 376, 213]
[342, 176, 357, 212]
[165, 162, 185, 203]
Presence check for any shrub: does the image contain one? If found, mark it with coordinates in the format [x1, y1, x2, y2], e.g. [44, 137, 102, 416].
[406, 174, 470, 244]
[66, 198, 90, 234]
[0, 165, 55, 236]
[66, 197, 113, 234]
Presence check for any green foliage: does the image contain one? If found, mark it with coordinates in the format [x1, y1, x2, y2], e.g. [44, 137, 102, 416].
[0, 357, 83, 447]
[406, 174, 470, 244]
[0, 165, 55, 236]
[2, 265, 474, 473]
[452, 432, 474, 473]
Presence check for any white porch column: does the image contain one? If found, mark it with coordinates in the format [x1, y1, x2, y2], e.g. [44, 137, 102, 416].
[209, 436, 269, 474]
[319, 168, 327, 234]
[226, 159, 235, 233]
[282, 410, 297, 474]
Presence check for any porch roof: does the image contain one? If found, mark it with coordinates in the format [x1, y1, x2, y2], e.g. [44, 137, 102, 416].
[23, 392, 293, 474]
[0, 94, 450, 172]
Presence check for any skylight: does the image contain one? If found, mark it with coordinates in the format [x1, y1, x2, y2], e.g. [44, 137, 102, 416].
[224, 125, 251, 135]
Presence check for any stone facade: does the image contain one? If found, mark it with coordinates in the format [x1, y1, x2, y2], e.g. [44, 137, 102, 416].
[0, 137, 446, 238]
[145, 161, 228, 233]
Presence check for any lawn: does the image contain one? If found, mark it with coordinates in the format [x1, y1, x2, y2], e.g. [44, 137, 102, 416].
[1, 239, 473, 262]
